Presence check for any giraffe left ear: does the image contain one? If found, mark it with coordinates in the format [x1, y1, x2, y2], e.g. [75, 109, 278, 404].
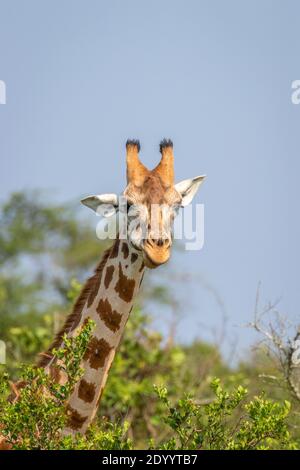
[81, 193, 118, 216]
[175, 175, 206, 207]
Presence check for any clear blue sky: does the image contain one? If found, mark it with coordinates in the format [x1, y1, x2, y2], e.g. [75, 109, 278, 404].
[0, 0, 299, 361]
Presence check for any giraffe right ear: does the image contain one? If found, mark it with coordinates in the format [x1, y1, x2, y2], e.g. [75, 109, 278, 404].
[175, 176, 206, 207]
[81, 194, 118, 216]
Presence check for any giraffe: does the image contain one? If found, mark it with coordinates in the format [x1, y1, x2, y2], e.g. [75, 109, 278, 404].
[10, 139, 206, 437]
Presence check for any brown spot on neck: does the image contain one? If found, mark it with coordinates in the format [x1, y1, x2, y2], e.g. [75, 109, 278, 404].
[115, 263, 136, 302]
[78, 379, 96, 403]
[109, 238, 120, 259]
[104, 265, 114, 289]
[97, 298, 122, 332]
[121, 242, 129, 259]
[84, 337, 112, 370]
[131, 253, 138, 264]
[66, 405, 88, 431]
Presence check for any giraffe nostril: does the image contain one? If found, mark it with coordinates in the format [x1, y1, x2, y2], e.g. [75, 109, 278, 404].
[157, 238, 164, 247]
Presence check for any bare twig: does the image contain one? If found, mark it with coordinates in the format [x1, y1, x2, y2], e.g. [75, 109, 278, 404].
[248, 283, 300, 403]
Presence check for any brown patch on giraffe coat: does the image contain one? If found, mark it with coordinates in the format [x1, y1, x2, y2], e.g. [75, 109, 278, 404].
[97, 298, 122, 332]
[84, 336, 112, 370]
[115, 263, 136, 302]
[104, 265, 114, 289]
[131, 253, 138, 264]
[78, 379, 96, 403]
[121, 242, 129, 259]
[109, 238, 120, 259]
[66, 405, 88, 431]
[37, 247, 112, 367]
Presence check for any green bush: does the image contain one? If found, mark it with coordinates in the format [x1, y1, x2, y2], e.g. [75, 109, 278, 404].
[0, 320, 94, 449]
[0, 324, 296, 450]
[154, 379, 295, 450]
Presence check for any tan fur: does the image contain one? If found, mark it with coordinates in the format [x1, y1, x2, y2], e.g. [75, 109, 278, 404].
[153, 144, 174, 186]
[126, 142, 148, 186]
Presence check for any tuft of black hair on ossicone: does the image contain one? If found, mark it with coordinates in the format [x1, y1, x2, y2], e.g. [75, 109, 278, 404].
[159, 138, 173, 153]
[126, 139, 141, 152]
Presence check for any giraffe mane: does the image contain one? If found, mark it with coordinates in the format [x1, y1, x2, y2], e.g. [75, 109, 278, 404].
[37, 246, 112, 367]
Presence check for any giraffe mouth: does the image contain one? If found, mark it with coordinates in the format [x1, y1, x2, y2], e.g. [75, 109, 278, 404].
[143, 254, 161, 269]
[143, 247, 170, 269]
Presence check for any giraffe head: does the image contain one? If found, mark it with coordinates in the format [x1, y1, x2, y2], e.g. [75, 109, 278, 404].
[82, 139, 206, 268]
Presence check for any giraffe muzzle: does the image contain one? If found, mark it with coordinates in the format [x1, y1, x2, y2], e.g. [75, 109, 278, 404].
[143, 241, 170, 268]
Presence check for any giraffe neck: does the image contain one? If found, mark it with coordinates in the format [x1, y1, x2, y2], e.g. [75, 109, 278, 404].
[42, 238, 145, 434]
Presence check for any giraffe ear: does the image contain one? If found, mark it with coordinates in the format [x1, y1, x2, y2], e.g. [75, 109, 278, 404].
[175, 175, 206, 207]
[81, 194, 118, 216]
